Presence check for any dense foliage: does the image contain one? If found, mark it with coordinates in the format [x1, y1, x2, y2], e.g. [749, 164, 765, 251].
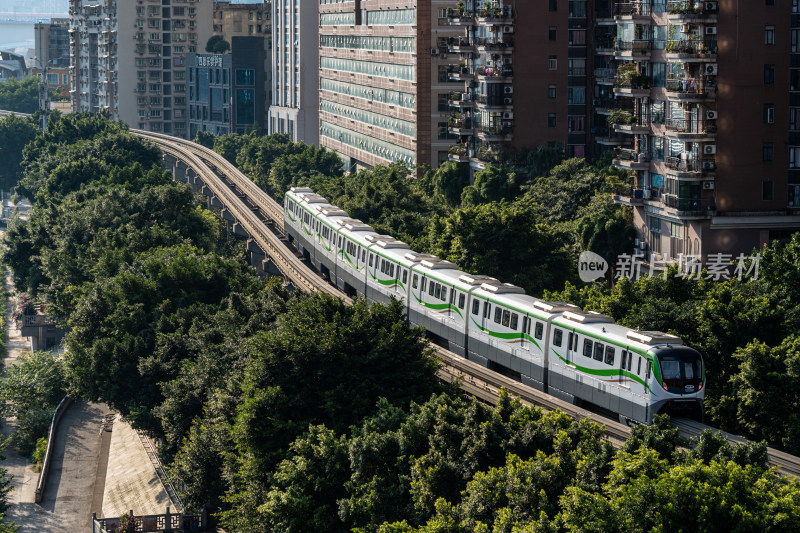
[0, 77, 40, 114]
[4, 118, 800, 531]
[0, 114, 40, 191]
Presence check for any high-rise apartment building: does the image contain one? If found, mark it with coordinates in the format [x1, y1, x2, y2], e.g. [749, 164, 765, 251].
[269, 0, 318, 145]
[213, 0, 271, 40]
[317, 1, 463, 170]
[601, 0, 800, 260]
[34, 18, 71, 68]
[70, 0, 213, 137]
[446, 0, 588, 171]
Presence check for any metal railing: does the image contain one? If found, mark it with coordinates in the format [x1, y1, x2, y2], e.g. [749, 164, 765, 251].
[665, 155, 702, 172]
[35, 396, 71, 503]
[664, 195, 714, 212]
[614, 2, 651, 16]
[666, 39, 716, 55]
[665, 117, 716, 134]
[615, 148, 649, 162]
[665, 77, 708, 95]
[616, 39, 652, 53]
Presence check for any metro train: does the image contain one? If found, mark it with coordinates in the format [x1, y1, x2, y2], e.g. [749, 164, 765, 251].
[283, 187, 705, 424]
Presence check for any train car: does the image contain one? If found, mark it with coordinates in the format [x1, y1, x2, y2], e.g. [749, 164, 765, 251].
[546, 312, 704, 423]
[333, 219, 376, 297]
[364, 235, 412, 305]
[283, 188, 706, 425]
[407, 256, 473, 356]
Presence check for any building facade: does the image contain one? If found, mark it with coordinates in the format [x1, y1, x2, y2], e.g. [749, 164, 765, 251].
[603, 0, 800, 261]
[187, 36, 268, 137]
[213, 0, 271, 40]
[446, 0, 587, 171]
[269, 0, 318, 145]
[70, 0, 214, 137]
[34, 18, 71, 69]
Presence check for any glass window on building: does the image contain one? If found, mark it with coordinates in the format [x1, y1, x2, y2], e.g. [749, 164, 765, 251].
[236, 89, 255, 125]
[651, 62, 666, 88]
[650, 101, 665, 124]
[236, 69, 255, 86]
[789, 184, 800, 207]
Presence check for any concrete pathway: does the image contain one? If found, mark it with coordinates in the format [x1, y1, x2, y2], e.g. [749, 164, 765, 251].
[102, 415, 171, 518]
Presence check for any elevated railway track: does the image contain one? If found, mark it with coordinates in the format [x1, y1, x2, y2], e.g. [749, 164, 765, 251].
[0, 110, 796, 476]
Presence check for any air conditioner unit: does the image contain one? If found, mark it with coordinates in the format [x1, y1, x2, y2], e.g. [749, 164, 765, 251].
[705, 26, 717, 35]
[642, 188, 652, 199]
[706, 110, 718, 120]
[705, 63, 718, 76]
[703, 181, 715, 190]
[705, 1, 718, 12]
[504, 97, 513, 105]
[503, 112, 514, 119]
[461, 93, 471, 101]
[504, 86, 513, 94]
[680, 24, 692, 33]
[704, 144, 717, 154]
[702, 161, 716, 170]
[503, 25, 514, 33]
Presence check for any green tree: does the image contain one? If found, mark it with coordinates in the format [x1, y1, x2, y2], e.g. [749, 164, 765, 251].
[0, 113, 39, 191]
[0, 77, 40, 114]
[0, 351, 66, 454]
[193, 130, 216, 149]
[205, 35, 230, 54]
[460, 164, 520, 206]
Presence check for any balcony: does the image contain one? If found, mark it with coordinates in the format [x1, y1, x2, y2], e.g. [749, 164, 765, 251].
[613, 188, 645, 206]
[476, 7, 514, 24]
[448, 116, 475, 136]
[613, 113, 650, 134]
[447, 38, 477, 54]
[476, 67, 513, 83]
[665, 77, 713, 101]
[447, 65, 475, 82]
[594, 35, 617, 54]
[477, 124, 513, 142]
[615, 39, 652, 57]
[476, 38, 514, 54]
[613, 148, 650, 170]
[448, 145, 471, 163]
[664, 117, 716, 140]
[449, 92, 476, 109]
[438, 8, 476, 26]
[614, 2, 651, 19]
[665, 39, 717, 60]
[667, 1, 718, 22]
[663, 195, 715, 217]
[475, 95, 513, 111]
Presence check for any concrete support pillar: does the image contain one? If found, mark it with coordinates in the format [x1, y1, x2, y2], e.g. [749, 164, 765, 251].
[232, 222, 249, 238]
[200, 184, 213, 197]
[221, 208, 236, 222]
[247, 239, 267, 273]
[209, 195, 223, 208]
[173, 160, 187, 182]
[262, 259, 283, 277]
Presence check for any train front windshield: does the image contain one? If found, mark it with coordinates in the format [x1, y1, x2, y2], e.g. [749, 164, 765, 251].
[657, 349, 703, 395]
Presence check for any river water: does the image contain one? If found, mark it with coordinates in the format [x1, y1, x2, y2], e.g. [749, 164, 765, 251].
[0, 22, 35, 51]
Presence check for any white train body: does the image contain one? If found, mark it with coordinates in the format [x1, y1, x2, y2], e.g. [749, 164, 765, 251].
[284, 188, 705, 424]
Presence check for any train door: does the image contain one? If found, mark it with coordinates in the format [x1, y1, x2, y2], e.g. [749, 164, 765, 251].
[521, 316, 531, 350]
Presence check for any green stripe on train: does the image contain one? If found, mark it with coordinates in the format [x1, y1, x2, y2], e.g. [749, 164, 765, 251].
[369, 271, 405, 291]
[471, 319, 541, 351]
[412, 293, 464, 318]
[552, 349, 650, 392]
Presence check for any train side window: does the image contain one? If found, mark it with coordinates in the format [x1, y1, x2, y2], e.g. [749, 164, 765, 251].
[402, 270, 408, 284]
[362, 249, 366, 262]
[534, 322, 543, 340]
[449, 288, 455, 304]
[573, 333, 578, 351]
[594, 342, 605, 361]
[637, 357, 642, 375]
[502, 310, 510, 327]
[484, 302, 492, 318]
[553, 329, 563, 347]
[494, 307, 502, 324]
[510, 313, 518, 330]
[620, 350, 628, 371]
[412, 274, 418, 289]
[605, 346, 615, 366]
[390, 264, 395, 277]
[472, 299, 480, 315]
[434, 284, 441, 300]
[369, 254, 374, 267]
[430, 282, 436, 297]
[458, 293, 466, 309]
[421, 277, 427, 292]
[583, 339, 593, 357]
[646, 361, 652, 380]
[440, 286, 447, 302]
[627, 352, 633, 372]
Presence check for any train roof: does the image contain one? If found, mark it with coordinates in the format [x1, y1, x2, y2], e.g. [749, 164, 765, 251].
[552, 311, 685, 353]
